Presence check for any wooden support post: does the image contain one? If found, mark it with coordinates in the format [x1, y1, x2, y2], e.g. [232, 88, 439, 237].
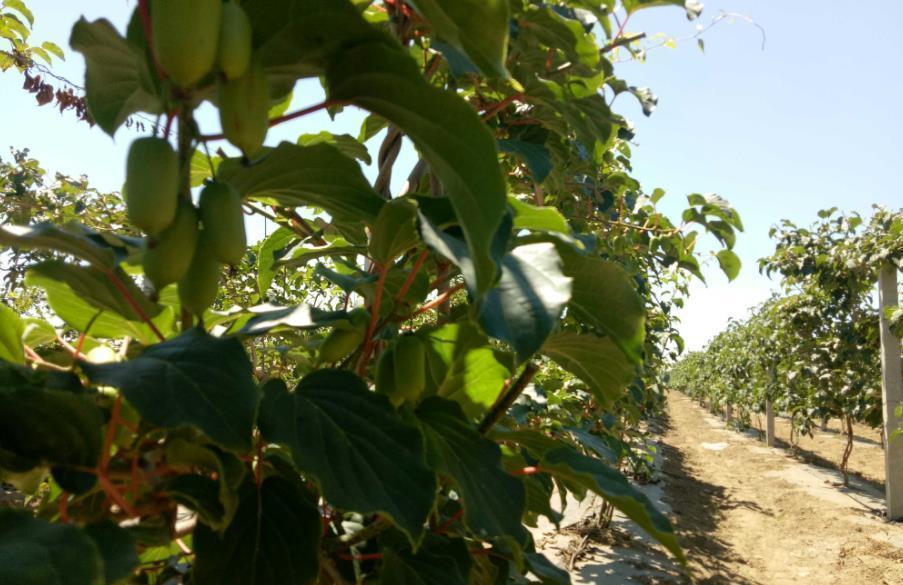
[725, 403, 733, 422]
[878, 265, 903, 520]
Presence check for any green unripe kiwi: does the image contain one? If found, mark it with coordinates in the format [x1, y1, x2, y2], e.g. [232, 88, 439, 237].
[318, 328, 366, 365]
[375, 345, 399, 404]
[152, 0, 222, 88]
[218, 59, 269, 156]
[376, 337, 426, 406]
[217, 2, 252, 80]
[125, 137, 179, 235]
[143, 199, 199, 288]
[178, 231, 222, 317]
[392, 336, 426, 403]
[199, 181, 247, 265]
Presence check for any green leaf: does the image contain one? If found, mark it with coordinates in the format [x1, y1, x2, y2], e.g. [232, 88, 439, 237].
[622, 0, 703, 19]
[508, 197, 569, 234]
[23, 269, 172, 345]
[69, 17, 162, 135]
[479, 243, 572, 359]
[161, 475, 227, 530]
[4, 0, 34, 26]
[298, 131, 372, 165]
[421, 323, 511, 419]
[416, 397, 528, 544]
[541, 332, 635, 406]
[407, 0, 510, 78]
[193, 476, 321, 585]
[81, 329, 259, 451]
[327, 41, 507, 294]
[236, 304, 348, 336]
[21, 318, 56, 348]
[379, 534, 472, 585]
[29, 260, 162, 322]
[41, 40, 65, 60]
[558, 246, 645, 364]
[83, 521, 139, 585]
[498, 139, 553, 183]
[540, 446, 684, 562]
[522, 7, 599, 69]
[525, 552, 571, 585]
[0, 509, 103, 585]
[257, 227, 297, 297]
[258, 372, 436, 542]
[164, 438, 246, 532]
[716, 249, 741, 281]
[0, 222, 118, 268]
[218, 142, 385, 224]
[0, 363, 102, 493]
[191, 149, 220, 187]
[370, 198, 419, 264]
[0, 303, 24, 364]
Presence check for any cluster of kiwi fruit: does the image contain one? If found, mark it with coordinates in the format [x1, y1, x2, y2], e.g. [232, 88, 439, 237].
[126, 0, 268, 316]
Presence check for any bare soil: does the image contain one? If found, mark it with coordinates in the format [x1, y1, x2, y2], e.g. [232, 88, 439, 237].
[533, 392, 903, 584]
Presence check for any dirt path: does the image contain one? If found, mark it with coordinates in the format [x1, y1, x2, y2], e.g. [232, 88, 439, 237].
[661, 392, 903, 584]
[533, 392, 903, 584]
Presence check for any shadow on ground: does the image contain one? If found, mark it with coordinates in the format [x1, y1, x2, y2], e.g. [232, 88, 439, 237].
[655, 413, 764, 585]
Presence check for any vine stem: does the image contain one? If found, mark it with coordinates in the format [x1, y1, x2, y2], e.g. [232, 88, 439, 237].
[395, 250, 429, 302]
[478, 363, 540, 434]
[199, 100, 343, 142]
[104, 269, 165, 342]
[481, 92, 524, 120]
[413, 283, 465, 316]
[357, 263, 390, 375]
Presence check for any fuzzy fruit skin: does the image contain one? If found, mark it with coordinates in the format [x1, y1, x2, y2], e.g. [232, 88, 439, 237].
[199, 181, 247, 265]
[375, 347, 399, 404]
[318, 328, 365, 365]
[143, 199, 200, 288]
[125, 137, 179, 235]
[178, 231, 222, 317]
[376, 337, 426, 406]
[392, 336, 426, 403]
[152, 0, 222, 87]
[217, 2, 252, 80]
[218, 59, 269, 156]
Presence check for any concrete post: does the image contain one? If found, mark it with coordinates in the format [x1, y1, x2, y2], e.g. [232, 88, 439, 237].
[878, 265, 903, 520]
[765, 400, 776, 447]
[766, 366, 777, 447]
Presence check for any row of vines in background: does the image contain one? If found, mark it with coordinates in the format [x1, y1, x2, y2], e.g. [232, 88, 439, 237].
[0, 1, 743, 583]
[670, 206, 903, 485]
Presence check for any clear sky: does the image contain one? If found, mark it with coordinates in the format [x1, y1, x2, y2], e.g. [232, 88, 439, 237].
[2, 1, 902, 350]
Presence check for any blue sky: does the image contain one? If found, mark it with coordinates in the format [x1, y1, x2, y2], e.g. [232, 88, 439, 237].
[2, 1, 902, 350]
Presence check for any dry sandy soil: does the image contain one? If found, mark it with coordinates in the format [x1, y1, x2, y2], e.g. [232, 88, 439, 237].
[533, 391, 903, 584]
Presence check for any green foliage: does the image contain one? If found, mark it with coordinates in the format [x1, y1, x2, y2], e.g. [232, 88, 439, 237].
[0, 0, 751, 582]
[672, 207, 903, 478]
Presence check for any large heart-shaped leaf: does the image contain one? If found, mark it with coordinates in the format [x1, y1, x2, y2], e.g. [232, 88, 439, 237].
[81, 329, 259, 451]
[69, 17, 162, 135]
[479, 243, 572, 359]
[0, 363, 102, 493]
[407, 0, 510, 78]
[416, 397, 528, 544]
[541, 331, 635, 406]
[193, 476, 321, 585]
[258, 372, 436, 542]
[558, 246, 645, 364]
[327, 41, 507, 294]
[540, 446, 684, 562]
[0, 304, 24, 364]
[218, 142, 385, 224]
[0, 509, 103, 585]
